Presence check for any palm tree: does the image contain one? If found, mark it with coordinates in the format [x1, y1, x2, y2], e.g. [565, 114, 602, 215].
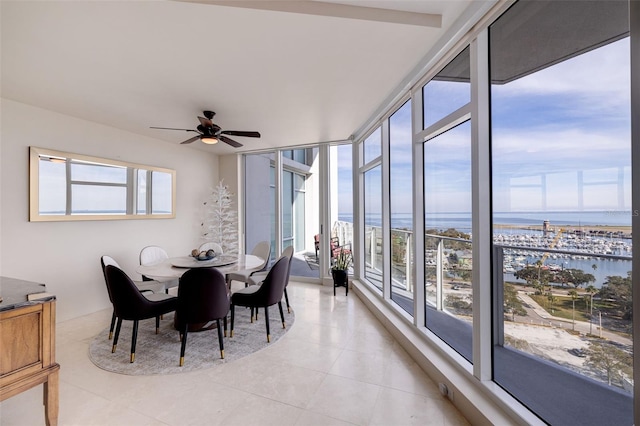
[546, 291, 557, 314]
[585, 285, 598, 335]
[568, 289, 578, 331]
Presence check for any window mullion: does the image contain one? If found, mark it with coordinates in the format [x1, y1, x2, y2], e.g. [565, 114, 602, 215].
[412, 89, 426, 327]
[471, 29, 492, 381]
[381, 119, 391, 300]
[630, 1, 639, 422]
[275, 152, 283, 259]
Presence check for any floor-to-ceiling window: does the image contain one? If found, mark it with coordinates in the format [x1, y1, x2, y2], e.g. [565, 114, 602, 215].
[352, 1, 636, 424]
[282, 148, 320, 277]
[293, 172, 305, 253]
[389, 100, 414, 314]
[362, 128, 383, 291]
[245, 148, 321, 279]
[422, 46, 473, 362]
[282, 169, 309, 253]
[330, 143, 354, 271]
[490, 2, 632, 424]
[244, 153, 277, 258]
[282, 169, 294, 250]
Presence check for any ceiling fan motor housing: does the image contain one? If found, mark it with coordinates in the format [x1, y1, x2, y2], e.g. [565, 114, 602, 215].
[197, 124, 220, 135]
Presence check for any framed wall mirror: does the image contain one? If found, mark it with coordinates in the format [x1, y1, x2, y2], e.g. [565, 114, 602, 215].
[29, 147, 176, 221]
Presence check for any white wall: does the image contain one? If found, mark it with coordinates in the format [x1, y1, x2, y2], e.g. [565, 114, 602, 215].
[1, 99, 219, 321]
[219, 154, 241, 252]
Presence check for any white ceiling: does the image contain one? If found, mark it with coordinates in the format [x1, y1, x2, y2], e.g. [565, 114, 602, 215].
[1, 0, 473, 154]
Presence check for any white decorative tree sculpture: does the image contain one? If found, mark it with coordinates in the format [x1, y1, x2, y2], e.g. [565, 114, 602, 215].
[201, 180, 238, 254]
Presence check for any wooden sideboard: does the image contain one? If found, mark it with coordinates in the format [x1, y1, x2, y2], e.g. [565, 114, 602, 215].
[0, 277, 59, 426]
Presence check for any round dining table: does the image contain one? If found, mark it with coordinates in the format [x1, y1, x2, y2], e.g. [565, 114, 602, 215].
[136, 253, 265, 332]
[135, 254, 264, 281]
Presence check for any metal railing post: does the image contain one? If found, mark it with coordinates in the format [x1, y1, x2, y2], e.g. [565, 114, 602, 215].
[494, 245, 504, 347]
[436, 237, 443, 311]
[405, 232, 413, 292]
[370, 227, 376, 269]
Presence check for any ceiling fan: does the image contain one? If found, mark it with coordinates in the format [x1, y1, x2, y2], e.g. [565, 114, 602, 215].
[150, 111, 260, 148]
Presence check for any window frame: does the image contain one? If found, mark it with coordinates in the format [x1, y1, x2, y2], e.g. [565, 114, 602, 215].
[350, 1, 638, 424]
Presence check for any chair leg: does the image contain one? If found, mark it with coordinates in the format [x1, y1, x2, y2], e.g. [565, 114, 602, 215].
[216, 318, 224, 359]
[109, 310, 117, 340]
[179, 325, 188, 366]
[250, 307, 254, 323]
[264, 306, 271, 343]
[112, 318, 123, 353]
[284, 288, 291, 313]
[155, 316, 161, 334]
[223, 315, 228, 337]
[277, 301, 286, 329]
[130, 320, 139, 363]
[230, 304, 235, 338]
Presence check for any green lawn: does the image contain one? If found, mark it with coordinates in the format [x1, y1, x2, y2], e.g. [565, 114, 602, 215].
[529, 294, 592, 322]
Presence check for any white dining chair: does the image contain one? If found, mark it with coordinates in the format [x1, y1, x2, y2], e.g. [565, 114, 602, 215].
[225, 241, 271, 289]
[247, 245, 293, 286]
[198, 242, 224, 254]
[139, 245, 179, 291]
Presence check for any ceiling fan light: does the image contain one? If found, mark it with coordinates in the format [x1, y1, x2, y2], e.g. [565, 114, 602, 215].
[200, 136, 218, 145]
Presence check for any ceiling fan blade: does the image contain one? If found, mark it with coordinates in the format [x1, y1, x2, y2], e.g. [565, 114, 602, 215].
[180, 136, 200, 144]
[197, 116, 214, 128]
[220, 130, 261, 138]
[219, 135, 243, 148]
[150, 127, 197, 132]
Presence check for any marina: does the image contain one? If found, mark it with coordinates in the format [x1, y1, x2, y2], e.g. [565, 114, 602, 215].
[494, 228, 632, 287]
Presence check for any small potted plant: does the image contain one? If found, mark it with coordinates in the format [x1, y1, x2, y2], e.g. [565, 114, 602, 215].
[331, 247, 352, 296]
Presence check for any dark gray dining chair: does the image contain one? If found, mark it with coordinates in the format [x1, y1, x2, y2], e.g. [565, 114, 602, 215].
[101, 255, 166, 339]
[176, 267, 230, 365]
[104, 265, 177, 363]
[246, 245, 294, 313]
[230, 255, 289, 343]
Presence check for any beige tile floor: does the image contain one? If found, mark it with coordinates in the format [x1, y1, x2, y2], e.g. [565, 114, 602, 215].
[0, 281, 470, 426]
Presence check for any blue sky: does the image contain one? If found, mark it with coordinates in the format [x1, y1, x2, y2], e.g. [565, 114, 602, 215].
[492, 37, 630, 213]
[344, 36, 631, 219]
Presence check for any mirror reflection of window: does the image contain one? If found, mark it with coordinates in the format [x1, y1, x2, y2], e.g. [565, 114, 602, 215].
[137, 169, 148, 214]
[38, 157, 66, 215]
[152, 171, 172, 214]
[70, 160, 127, 215]
[30, 147, 175, 221]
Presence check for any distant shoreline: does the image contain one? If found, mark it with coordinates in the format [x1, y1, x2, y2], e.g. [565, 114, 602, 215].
[494, 223, 632, 236]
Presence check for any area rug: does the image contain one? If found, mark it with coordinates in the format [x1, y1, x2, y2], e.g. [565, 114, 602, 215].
[89, 307, 295, 375]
